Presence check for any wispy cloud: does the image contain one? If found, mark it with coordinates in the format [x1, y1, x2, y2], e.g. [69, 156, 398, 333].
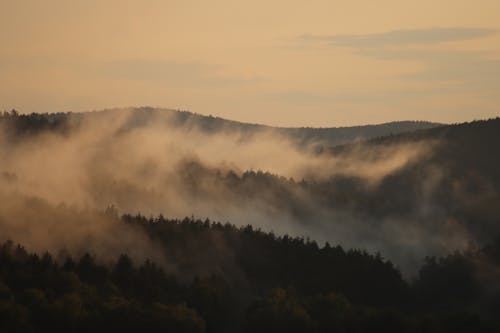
[299, 27, 500, 92]
[301, 27, 498, 47]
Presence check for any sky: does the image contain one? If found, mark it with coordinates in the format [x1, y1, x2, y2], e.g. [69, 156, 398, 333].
[1, 0, 500, 127]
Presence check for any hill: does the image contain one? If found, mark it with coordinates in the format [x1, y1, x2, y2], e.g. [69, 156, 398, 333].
[1, 109, 500, 332]
[0, 110, 498, 272]
[1, 212, 500, 332]
[1, 107, 440, 147]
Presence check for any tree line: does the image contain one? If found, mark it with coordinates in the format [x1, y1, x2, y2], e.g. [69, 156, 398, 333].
[0, 214, 500, 332]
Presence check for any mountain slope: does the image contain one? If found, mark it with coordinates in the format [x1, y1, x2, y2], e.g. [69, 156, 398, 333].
[123, 107, 441, 147]
[2, 107, 441, 147]
[0, 109, 498, 273]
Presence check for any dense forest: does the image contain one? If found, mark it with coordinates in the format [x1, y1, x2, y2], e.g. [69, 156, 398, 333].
[1, 109, 500, 332]
[0, 108, 439, 147]
[1, 213, 500, 332]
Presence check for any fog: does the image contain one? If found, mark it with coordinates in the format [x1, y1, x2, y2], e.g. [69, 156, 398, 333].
[0, 109, 478, 275]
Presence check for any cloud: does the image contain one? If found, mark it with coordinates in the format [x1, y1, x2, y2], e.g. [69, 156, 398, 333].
[299, 27, 500, 95]
[301, 27, 498, 47]
[0, 109, 440, 273]
[358, 50, 500, 96]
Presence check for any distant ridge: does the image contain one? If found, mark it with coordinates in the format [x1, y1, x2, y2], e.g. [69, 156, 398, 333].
[59, 107, 442, 147]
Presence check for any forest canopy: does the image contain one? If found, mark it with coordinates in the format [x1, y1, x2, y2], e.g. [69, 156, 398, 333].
[1, 212, 500, 332]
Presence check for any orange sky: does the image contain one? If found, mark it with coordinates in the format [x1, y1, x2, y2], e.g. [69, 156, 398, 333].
[1, 0, 499, 126]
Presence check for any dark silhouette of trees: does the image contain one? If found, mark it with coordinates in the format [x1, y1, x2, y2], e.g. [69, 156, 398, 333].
[0, 214, 500, 332]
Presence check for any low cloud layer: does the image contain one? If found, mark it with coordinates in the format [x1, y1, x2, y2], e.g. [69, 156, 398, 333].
[0, 109, 495, 275]
[301, 27, 498, 47]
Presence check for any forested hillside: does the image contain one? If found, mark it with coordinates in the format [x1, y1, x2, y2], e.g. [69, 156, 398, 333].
[1, 213, 500, 332]
[0, 108, 439, 147]
[1, 110, 499, 268]
[1, 109, 500, 332]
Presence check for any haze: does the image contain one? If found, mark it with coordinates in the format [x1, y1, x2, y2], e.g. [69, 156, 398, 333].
[1, 0, 500, 126]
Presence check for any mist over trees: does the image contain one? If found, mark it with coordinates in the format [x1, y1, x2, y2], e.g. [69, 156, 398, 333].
[1, 109, 499, 270]
[0, 107, 440, 146]
[1, 108, 500, 332]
